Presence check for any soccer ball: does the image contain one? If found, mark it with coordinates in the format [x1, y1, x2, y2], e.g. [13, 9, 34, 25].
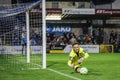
[80, 67, 88, 74]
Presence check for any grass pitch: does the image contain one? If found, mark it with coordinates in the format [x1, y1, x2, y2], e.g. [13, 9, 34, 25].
[0, 53, 120, 80]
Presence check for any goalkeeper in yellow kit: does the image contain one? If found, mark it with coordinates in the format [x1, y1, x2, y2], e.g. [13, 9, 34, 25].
[68, 42, 89, 73]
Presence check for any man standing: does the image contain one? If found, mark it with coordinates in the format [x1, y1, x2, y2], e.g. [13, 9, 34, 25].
[21, 31, 27, 55]
[68, 42, 89, 73]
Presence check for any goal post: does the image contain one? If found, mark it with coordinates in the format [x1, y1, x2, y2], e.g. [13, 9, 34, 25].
[42, 0, 46, 69]
[26, 11, 30, 63]
[0, 0, 46, 70]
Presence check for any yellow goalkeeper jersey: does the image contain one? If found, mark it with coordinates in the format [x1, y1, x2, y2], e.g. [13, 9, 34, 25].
[68, 47, 89, 69]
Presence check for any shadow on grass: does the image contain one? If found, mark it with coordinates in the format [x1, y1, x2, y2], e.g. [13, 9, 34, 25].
[88, 70, 102, 76]
[47, 62, 58, 68]
[70, 69, 102, 76]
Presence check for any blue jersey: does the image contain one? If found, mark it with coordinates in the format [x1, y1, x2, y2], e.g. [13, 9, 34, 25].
[22, 37, 27, 44]
[22, 31, 27, 45]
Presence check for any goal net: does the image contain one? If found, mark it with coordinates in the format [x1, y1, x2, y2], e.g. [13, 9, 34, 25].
[0, 1, 42, 70]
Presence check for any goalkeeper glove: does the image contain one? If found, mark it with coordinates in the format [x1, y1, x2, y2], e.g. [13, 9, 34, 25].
[78, 58, 84, 63]
[70, 63, 74, 68]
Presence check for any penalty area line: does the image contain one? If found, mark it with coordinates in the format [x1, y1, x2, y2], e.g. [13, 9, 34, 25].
[47, 68, 81, 80]
[32, 63, 81, 80]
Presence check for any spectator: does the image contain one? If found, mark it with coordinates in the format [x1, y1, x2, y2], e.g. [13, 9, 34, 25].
[13, 38, 19, 46]
[64, 32, 70, 44]
[70, 36, 77, 44]
[0, 37, 2, 45]
[103, 32, 109, 44]
[21, 31, 27, 55]
[79, 35, 85, 44]
[84, 34, 90, 44]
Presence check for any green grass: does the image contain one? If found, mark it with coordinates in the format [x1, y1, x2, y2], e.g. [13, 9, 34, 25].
[0, 53, 120, 80]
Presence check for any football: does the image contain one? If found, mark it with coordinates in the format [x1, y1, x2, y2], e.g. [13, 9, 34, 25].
[80, 67, 88, 74]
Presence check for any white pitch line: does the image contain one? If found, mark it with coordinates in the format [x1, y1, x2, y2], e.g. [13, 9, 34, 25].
[10, 56, 81, 80]
[47, 68, 81, 80]
[31, 63, 81, 80]
[28, 68, 40, 70]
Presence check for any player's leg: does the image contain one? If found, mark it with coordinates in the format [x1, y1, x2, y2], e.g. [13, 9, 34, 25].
[22, 44, 24, 55]
[74, 63, 82, 73]
[74, 65, 80, 73]
[22, 43, 26, 55]
[75, 67, 80, 73]
[25, 43, 27, 55]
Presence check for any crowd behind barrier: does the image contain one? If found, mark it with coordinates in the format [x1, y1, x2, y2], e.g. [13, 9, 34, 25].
[10, 27, 120, 53]
[46, 28, 120, 53]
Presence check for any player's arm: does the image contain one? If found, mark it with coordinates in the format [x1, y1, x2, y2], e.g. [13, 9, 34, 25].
[82, 51, 89, 59]
[68, 56, 74, 68]
[78, 49, 89, 63]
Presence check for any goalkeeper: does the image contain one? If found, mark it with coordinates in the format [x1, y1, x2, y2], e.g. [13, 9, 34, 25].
[67, 42, 89, 73]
